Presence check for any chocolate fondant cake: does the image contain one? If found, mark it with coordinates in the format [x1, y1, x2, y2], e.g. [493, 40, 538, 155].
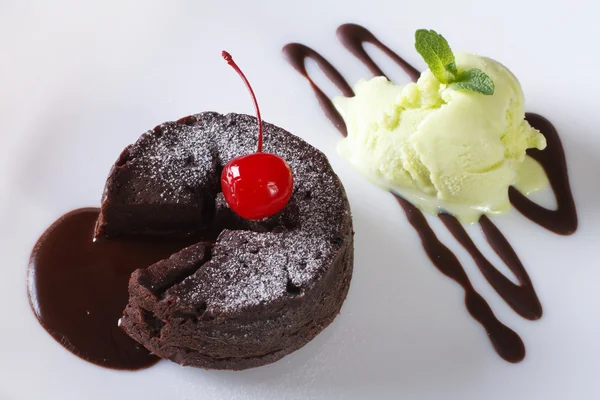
[103, 112, 353, 369]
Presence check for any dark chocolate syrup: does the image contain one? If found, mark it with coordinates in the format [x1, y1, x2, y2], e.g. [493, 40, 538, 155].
[439, 214, 542, 320]
[282, 43, 353, 136]
[28, 208, 202, 370]
[283, 23, 578, 362]
[336, 24, 420, 82]
[510, 113, 578, 235]
[396, 196, 525, 362]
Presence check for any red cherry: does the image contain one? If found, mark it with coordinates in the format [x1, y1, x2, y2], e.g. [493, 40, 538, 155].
[221, 153, 293, 220]
[220, 51, 294, 220]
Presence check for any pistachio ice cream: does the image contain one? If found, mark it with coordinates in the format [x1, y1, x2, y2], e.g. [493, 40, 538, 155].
[334, 52, 547, 222]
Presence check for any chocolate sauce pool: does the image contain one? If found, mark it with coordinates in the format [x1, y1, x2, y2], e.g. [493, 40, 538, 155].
[28, 208, 202, 370]
[283, 23, 578, 362]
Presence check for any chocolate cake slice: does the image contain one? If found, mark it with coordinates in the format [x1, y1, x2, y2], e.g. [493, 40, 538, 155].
[96, 114, 222, 237]
[105, 112, 353, 369]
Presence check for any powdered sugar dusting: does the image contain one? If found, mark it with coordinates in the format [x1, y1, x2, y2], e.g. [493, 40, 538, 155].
[118, 116, 220, 204]
[118, 112, 352, 314]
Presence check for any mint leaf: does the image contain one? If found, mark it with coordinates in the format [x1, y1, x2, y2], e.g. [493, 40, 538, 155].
[415, 29, 456, 83]
[450, 68, 495, 95]
[415, 29, 496, 95]
[446, 61, 457, 75]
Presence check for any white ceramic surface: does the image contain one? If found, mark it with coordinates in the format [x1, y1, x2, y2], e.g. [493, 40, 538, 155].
[2, 1, 600, 399]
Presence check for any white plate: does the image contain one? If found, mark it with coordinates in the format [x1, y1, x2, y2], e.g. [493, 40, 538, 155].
[2, 1, 600, 399]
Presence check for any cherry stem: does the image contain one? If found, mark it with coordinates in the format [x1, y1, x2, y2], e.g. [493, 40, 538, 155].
[222, 51, 263, 153]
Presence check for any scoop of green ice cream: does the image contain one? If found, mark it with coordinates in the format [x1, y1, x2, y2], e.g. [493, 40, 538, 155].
[334, 52, 548, 222]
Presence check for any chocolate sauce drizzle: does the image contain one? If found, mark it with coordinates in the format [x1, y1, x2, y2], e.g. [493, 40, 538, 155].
[336, 24, 420, 82]
[283, 23, 577, 362]
[28, 209, 203, 370]
[439, 214, 542, 320]
[282, 43, 353, 136]
[511, 113, 578, 235]
[397, 196, 525, 362]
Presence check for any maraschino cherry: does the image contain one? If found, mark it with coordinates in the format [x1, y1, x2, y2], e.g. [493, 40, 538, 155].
[220, 51, 294, 220]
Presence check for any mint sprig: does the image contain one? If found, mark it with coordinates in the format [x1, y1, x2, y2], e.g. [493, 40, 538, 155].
[414, 29, 494, 95]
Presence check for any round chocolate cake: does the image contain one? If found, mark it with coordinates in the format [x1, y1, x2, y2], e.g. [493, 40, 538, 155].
[99, 112, 353, 370]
